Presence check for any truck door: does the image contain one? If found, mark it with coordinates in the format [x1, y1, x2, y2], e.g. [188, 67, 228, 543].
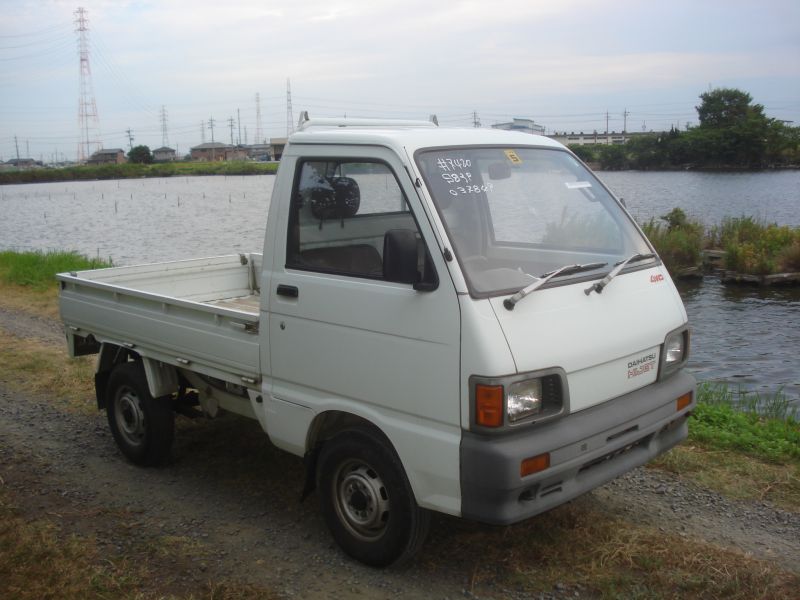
[265, 145, 461, 510]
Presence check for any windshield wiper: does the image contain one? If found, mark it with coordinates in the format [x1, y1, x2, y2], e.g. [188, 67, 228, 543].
[584, 253, 656, 296]
[504, 262, 607, 310]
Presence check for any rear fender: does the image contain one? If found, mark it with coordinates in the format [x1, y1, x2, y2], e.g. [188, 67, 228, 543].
[94, 344, 179, 408]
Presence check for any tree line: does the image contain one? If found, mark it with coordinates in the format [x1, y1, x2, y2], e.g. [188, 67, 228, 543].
[569, 88, 800, 170]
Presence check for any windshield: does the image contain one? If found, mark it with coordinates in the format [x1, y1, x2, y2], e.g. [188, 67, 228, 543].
[415, 146, 654, 297]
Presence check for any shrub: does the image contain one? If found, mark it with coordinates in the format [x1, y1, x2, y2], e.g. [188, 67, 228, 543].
[641, 209, 704, 273]
[710, 217, 800, 274]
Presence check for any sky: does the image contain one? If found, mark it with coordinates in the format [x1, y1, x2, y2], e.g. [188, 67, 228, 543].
[1, 0, 799, 162]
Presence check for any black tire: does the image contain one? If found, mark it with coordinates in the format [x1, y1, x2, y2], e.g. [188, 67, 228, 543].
[106, 361, 174, 466]
[316, 427, 430, 567]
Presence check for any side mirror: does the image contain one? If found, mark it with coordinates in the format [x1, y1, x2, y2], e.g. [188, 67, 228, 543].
[383, 229, 437, 291]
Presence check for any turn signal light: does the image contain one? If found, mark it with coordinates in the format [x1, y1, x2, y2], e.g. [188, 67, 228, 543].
[475, 384, 503, 427]
[521, 453, 550, 477]
[676, 392, 693, 412]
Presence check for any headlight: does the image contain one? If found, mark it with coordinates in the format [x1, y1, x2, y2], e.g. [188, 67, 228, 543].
[665, 333, 685, 364]
[507, 379, 542, 422]
[660, 327, 690, 378]
[471, 370, 567, 431]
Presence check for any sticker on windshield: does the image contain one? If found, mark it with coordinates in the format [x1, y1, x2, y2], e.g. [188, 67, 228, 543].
[504, 150, 522, 164]
[565, 181, 592, 189]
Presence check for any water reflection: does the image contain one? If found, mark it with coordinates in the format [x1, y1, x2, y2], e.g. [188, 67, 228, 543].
[678, 277, 800, 406]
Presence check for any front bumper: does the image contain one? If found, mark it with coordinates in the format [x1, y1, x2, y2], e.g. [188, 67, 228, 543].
[460, 370, 695, 525]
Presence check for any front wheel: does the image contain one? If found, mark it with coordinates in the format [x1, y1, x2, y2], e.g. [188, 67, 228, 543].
[106, 361, 174, 466]
[317, 428, 430, 567]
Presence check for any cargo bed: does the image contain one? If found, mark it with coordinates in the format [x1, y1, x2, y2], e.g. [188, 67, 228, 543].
[57, 254, 263, 386]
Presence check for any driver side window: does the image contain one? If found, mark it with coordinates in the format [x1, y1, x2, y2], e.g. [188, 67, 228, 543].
[286, 160, 435, 285]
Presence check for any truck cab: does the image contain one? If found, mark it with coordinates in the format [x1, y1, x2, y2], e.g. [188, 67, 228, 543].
[59, 118, 695, 567]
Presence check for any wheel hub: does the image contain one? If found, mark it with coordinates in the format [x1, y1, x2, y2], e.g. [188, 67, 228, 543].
[336, 463, 390, 541]
[115, 388, 146, 447]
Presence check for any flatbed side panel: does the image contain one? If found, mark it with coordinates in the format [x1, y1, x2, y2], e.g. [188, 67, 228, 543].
[71, 254, 262, 305]
[59, 280, 261, 381]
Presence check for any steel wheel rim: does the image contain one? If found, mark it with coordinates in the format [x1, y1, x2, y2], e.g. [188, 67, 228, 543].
[333, 459, 390, 541]
[114, 386, 146, 447]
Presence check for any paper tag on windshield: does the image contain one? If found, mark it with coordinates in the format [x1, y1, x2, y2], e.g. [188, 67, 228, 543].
[565, 181, 592, 189]
[504, 150, 522, 164]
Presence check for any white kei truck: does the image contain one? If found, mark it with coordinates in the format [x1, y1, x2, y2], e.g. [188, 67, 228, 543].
[58, 118, 695, 567]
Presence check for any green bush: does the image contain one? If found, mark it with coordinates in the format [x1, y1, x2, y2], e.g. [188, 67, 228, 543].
[640, 208, 704, 273]
[709, 217, 800, 274]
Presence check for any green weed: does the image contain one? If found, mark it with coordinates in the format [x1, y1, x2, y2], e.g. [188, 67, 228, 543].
[0, 250, 111, 289]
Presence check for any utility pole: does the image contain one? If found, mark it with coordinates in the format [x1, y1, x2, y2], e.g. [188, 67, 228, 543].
[605, 111, 610, 144]
[26, 140, 30, 158]
[227, 117, 235, 145]
[255, 93, 263, 145]
[237, 108, 242, 145]
[286, 78, 294, 137]
[14, 135, 20, 160]
[622, 108, 630, 142]
[125, 128, 134, 150]
[472, 111, 481, 128]
[159, 105, 169, 147]
[200, 121, 206, 144]
[208, 116, 216, 142]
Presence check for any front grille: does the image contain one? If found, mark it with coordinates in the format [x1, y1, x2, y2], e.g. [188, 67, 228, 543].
[578, 433, 651, 474]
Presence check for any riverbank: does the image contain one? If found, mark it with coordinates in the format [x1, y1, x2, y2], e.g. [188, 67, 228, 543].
[0, 160, 278, 185]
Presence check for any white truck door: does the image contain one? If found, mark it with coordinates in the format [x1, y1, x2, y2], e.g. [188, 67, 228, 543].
[266, 146, 462, 512]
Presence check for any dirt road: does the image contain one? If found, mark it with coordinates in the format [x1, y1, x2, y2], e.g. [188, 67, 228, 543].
[1, 306, 798, 599]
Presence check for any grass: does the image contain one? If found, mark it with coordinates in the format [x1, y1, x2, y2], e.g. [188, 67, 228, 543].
[690, 382, 799, 461]
[0, 160, 278, 184]
[0, 330, 97, 413]
[424, 502, 799, 599]
[651, 382, 800, 511]
[0, 249, 111, 289]
[0, 481, 279, 600]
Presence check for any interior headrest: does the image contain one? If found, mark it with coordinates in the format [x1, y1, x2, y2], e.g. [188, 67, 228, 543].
[310, 176, 360, 221]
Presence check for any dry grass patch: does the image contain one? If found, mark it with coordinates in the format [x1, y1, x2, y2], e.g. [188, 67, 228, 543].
[423, 503, 799, 599]
[0, 281, 60, 320]
[652, 445, 800, 513]
[0, 485, 280, 600]
[0, 330, 96, 413]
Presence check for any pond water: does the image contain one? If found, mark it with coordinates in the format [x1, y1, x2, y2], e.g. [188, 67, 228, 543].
[1, 171, 798, 408]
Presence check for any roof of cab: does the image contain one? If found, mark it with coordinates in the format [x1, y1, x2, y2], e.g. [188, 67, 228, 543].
[286, 120, 564, 156]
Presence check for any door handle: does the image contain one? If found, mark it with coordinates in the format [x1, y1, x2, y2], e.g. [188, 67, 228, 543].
[276, 284, 299, 298]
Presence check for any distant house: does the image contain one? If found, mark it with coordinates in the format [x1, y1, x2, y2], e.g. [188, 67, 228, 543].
[88, 148, 126, 164]
[152, 146, 177, 162]
[190, 142, 248, 162]
[491, 118, 545, 135]
[548, 131, 650, 146]
[269, 138, 287, 160]
[246, 142, 272, 161]
[4, 158, 39, 169]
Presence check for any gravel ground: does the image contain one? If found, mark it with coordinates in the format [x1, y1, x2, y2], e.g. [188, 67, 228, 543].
[1, 307, 798, 598]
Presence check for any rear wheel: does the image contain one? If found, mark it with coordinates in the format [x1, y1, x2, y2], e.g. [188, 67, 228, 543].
[106, 361, 174, 466]
[317, 428, 429, 567]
